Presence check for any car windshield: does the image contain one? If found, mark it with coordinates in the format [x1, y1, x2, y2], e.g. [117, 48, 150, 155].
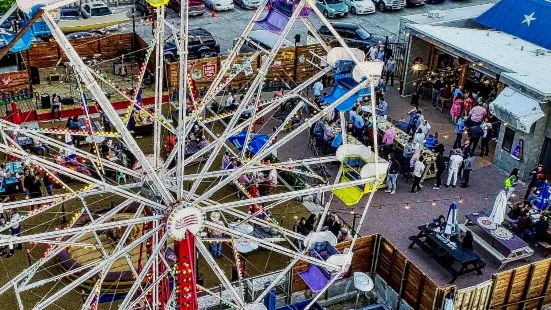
[62, 10, 80, 17]
[356, 28, 371, 40]
[91, 7, 111, 16]
[326, 0, 342, 4]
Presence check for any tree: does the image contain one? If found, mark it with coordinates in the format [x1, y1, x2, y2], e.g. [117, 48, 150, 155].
[0, 1, 14, 14]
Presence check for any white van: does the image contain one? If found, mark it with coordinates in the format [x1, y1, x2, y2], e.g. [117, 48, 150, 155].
[236, 30, 294, 53]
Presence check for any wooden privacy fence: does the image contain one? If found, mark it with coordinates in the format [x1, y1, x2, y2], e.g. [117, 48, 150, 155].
[375, 236, 452, 310]
[452, 258, 551, 310]
[23, 33, 135, 68]
[0, 70, 30, 93]
[164, 44, 329, 95]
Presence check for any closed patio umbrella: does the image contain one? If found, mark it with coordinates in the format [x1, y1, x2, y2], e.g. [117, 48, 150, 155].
[534, 181, 550, 211]
[444, 203, 458, 235]
[489, 190, 508, 224]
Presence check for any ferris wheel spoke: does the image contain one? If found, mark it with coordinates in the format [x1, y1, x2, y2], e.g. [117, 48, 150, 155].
[33, 224, 162, 310]
[0, 215, 162, 247]
[20, 260, 101, 292]
[41, 11, 175, 206]
[195, 237, 246, 308]
[194, 78, 371, 207]
[0, 144, 165, 210]
[117, 232, 168, 310]
[204, 221, 340, 271]
[1, 199, 136, 295]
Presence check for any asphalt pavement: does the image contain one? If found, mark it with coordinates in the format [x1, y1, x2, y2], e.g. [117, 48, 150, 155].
[122, 0, 496, 52]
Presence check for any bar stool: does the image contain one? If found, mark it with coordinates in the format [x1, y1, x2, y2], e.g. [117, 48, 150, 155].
[116, 171, 127, 184]
[353, 272, 374, 310]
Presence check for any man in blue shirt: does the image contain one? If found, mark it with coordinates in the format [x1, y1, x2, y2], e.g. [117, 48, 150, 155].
[376, 97, 388, 116]
[312, 80, 323, 100]
[353, 112, 365, 138]
[384, 56, 397, 87]
[349, 106, 357, 123]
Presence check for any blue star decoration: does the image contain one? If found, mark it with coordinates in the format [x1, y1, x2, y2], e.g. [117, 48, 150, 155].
[521, 12, 537, 26]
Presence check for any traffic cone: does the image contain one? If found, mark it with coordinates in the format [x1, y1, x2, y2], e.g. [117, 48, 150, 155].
[211, 9, 216, 17]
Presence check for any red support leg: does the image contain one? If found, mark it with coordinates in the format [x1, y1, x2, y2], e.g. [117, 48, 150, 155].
[174, 231, 198, 310]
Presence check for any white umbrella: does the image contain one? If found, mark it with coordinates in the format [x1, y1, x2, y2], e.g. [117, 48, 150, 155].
[444, 203, 458, 235]
[489, 190, 508, 225]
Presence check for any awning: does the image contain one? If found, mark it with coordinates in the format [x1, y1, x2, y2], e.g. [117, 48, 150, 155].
[475, 0, 551, 51]
[489, 87, 544, 133]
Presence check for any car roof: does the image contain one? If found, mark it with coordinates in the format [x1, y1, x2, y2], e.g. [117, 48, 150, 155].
[189, 28, 213, 37]
[87, 2, 109, 7]
[328, 23, 361, 30]
[60, 8, 80, 12]
[249, 30, 293, 47]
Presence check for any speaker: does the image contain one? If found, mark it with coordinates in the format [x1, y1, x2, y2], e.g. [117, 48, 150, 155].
[41, 94, 51, 109]
[30, 66, 40, 85]
[60, 97, 74, 105]
[294, 34, 301, 44]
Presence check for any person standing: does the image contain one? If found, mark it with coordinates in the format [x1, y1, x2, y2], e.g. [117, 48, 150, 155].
[450, 92, 463, 124]
[312, 80, 324, 101]
[433, 145, 446, 189]
[469, 125, 484, 152]
[402, 137, 414, 175]
[99, 109, 111, 132]
[406, 107, 420, 134]
[453, 116, 466, 149]
[369, 45, 379, 61]
[208, 212, 224, 258]
[51, 94, 61, 121]
[467, 103, 488, 127]
[461, 152, 475, 188]
[411, 155, 425, 193]
[384, 56, 397, 87]
[505, 168, 521, 201]
[479, 124, 493, 156]
[524, 164, 546, 200]
[385, 153, 401, 195]
[9, 209, 22, 257]
[432, 76, 445, 107]
[445, 149, 464, 188]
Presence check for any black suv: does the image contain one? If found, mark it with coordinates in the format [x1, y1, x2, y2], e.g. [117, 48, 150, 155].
[314, 23, 389, 50]
[164, 28, 220, 62]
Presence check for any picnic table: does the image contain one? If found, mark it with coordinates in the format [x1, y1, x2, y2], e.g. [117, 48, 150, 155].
[409, 225, 486, 283]
[461, 212, 534, 270]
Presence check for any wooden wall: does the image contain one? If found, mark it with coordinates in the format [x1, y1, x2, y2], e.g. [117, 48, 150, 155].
[376, 237, 449, 310]
[24, 33, 134, 68]
[165, 44, 328, 93]
[0, 70, 30, 93]
[488, 258, 551, 310]
[291, 235, 375, 292]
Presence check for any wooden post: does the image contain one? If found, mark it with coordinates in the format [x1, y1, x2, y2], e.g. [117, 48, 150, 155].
[521, 264, 536, 310]
[415, 276, 426, 309]
[388, 247, 397, 280]
[537, 261, 551, 310]
[486, 274, 497, 310]
[396, 260, 410, 309]
[502, 269, 516, 310]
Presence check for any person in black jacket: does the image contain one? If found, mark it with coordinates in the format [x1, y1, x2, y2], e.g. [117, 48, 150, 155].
[385, 152, 401, 195]
[433, 144, 446, 189]
[468, 125, 484, 153]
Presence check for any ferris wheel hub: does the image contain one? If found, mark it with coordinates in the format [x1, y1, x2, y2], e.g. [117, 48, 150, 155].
[166, 203, 203, 240]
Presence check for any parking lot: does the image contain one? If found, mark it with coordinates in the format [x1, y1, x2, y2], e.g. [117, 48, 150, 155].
[128, 0, 495, 52]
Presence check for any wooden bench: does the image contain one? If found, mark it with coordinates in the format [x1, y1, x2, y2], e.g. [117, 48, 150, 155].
[537, 241, 551, 258]
[458, 224, 507, 262]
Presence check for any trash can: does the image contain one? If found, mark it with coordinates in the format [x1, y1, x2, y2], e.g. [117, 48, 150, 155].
[41, 93, 51, 109]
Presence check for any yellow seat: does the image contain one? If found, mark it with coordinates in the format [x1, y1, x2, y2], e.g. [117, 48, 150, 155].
[146, 0, 169, 7]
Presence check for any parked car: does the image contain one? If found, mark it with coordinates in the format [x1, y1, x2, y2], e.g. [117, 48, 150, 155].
[314, 23, 388, 50]
[233, 0, 261, 9]
[164, 28, 220, 61]
[203, 0, 234, 11]
[237, 29, 294, 53]
[59, 8, 82, 20]
[167, 0, 206, 16]
[343, 0, 375, 14]
[406, 0, 425, 6]
[316, 0, 349, 18]
[372, 0, 405, 11]
[81, 1, 114, 19]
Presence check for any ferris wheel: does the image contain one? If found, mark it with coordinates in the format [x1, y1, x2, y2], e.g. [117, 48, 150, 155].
[0, 0, 386, 308]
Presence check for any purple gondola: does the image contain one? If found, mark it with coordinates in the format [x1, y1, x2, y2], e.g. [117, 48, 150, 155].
[256, 0, 312, 33]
